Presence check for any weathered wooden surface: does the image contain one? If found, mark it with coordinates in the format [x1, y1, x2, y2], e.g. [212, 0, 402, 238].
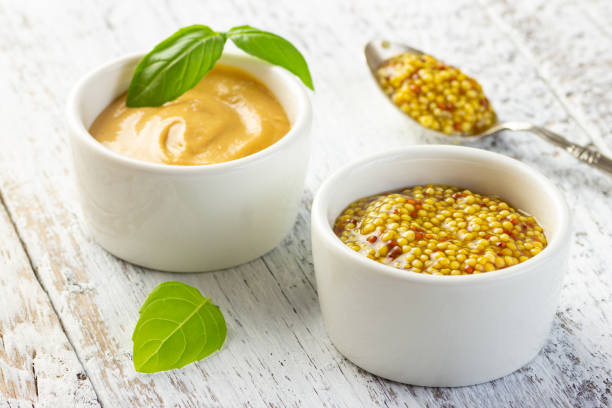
[0, 201, 99, 407]
[0, 0, 610, 407]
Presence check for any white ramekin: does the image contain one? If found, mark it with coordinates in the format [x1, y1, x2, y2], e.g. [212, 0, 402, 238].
[67, 53, 312, 272]
[311, 146, 570, 387]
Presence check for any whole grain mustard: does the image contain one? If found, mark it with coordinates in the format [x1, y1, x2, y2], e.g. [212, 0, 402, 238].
[334, 185, 546, 275]
[377, 53, 496, 136]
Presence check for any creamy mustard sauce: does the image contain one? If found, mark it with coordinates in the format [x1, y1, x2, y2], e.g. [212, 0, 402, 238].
[89, 65, 290, 165]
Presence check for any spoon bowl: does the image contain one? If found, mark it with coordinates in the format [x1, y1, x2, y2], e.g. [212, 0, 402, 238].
[365, 40, 612, 175]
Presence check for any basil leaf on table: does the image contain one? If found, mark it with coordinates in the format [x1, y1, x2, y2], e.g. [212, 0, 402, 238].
[126, 25, 226, 107]
[228, 25, 314, 90]
[132, 281, 227, 373]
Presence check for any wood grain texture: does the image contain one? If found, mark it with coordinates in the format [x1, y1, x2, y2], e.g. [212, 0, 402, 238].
[0, 0, 610, 407]
[483, 0, 612, 155]
[0, 200, 100, 407]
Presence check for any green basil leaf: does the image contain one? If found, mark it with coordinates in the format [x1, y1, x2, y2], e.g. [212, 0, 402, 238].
[228, 25, 314, 90]
[126, 25, 226, 107]
[132, 281, 227, 373]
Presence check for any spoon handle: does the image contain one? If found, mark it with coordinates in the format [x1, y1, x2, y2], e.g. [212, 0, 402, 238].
[529, 126, 612, 175]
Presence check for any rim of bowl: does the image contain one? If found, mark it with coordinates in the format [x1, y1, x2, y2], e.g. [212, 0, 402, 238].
[66, 52, 312, 175]
[312, 145, 571, 285]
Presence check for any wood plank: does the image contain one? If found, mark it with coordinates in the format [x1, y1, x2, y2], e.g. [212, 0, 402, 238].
[482, 0, 612, 155]
[0, 199, 100, 407]
[0, 0, 610, 406]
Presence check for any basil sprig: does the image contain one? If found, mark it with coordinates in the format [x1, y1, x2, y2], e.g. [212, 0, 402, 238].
[127, 24, 313, 107]
[132, 281, 226, 373]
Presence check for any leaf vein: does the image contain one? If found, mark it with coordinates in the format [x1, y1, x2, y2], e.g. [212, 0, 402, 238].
[137, 298, 209, 369]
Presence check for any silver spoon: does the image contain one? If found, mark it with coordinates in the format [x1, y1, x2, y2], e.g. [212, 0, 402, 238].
[365, 40, 612, 175]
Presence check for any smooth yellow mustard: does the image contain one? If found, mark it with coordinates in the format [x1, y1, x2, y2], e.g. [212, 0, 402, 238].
[89, 64, 290, 165]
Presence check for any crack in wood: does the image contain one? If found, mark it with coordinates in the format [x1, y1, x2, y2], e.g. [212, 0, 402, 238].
[31, 351, 38, 399]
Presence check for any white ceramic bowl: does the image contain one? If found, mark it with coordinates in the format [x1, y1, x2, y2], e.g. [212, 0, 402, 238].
[67, 53, 312, 272]
[311, 146, 570, 387]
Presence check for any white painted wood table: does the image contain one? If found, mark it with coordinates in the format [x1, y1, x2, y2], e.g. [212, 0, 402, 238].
[1, 0, 611, 406]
